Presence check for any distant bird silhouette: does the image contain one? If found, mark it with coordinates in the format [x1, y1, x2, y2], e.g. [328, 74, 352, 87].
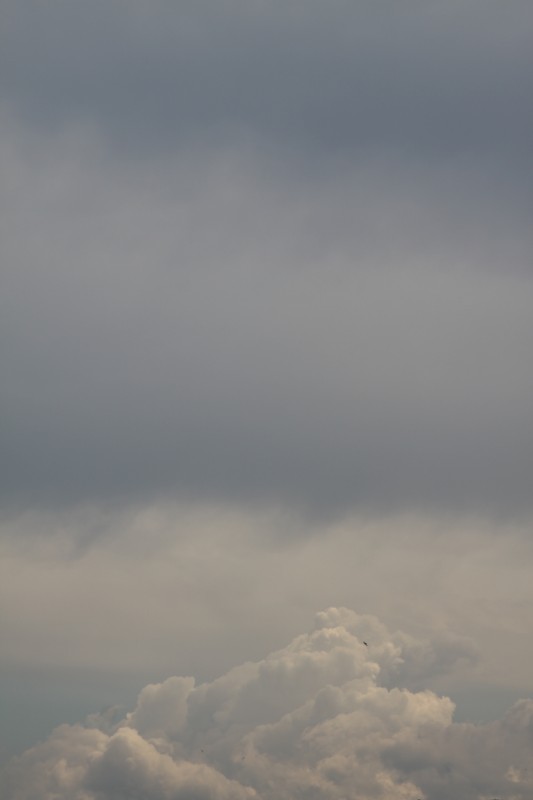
[363, 641, 368, 646]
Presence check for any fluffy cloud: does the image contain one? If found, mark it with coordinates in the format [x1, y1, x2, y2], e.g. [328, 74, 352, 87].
[2, 608, 530, 800]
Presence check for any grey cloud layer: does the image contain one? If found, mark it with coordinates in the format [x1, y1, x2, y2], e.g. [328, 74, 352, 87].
[1, 1, 533, 519]
[1, 608, 530, 800]
[2, 4, 533, 786]
[2, 131, 532, 517]
[1, 0, 532, 160]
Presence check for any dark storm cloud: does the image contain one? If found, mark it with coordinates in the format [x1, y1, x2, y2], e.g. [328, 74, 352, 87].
[1, 0, 532, 161]
[1, 125, 532, 518]
[1, 1, 533, 520]
[1, 139, 532, 518]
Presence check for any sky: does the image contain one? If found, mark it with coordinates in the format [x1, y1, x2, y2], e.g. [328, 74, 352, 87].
[1, 1, 533, 798]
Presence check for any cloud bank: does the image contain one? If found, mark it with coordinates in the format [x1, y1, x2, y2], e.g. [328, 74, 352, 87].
[2, 608, 531, 800]
[2, 0, 532, 162]
[1, 0, 533, 522]
[2, 121, 532, 520]
[1, 0, 533, 782]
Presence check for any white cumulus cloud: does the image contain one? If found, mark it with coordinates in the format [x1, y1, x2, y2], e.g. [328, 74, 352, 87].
[1, 608, 531, 800]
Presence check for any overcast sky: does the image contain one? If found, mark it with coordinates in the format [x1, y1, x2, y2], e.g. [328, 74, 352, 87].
[1, 2, 533, 798]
